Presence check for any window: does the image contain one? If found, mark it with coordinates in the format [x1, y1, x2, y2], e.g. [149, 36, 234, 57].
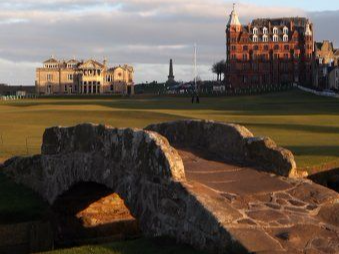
[243, 54, 248, 61]
[284, 54, 289, 59]
[263, 27, 268, 34]
[283, 34, 288, 42]
[274, 44, 279, 50]
[47, 74, 53, 81]
[231, 45, 236, 50]
[273, 35, 278, 42]
[263, 35, 268, 42]
[284, 45, 289, 51]
[67, 74, 73, 81]
[253, 35, 258, 42]
[253, 27, 258, 35]
[273, 27, 278, 34]
[243, 45, 248, 51]
[64, 85, 67, 92]
[283, 26, 289, 34]
[264, 45, 269, 51]
[254, 45, 259, 51]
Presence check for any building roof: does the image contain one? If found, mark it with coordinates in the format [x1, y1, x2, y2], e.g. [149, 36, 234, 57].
[67, 59, 79, 64]
[43, 57, 59, 64]
[252, 17, 309, 28]
[315, 40, 335, 52]
[78, 59, 104, 69]
[305, 22, 312, 36]
[227, 4, 241, 26]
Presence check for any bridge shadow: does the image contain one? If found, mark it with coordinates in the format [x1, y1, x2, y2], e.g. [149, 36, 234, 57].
[309, 168, 339, 193]
[50, 182, 141, 249]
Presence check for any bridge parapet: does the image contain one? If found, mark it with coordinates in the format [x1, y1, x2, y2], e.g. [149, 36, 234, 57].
[146, 120, 298, 178]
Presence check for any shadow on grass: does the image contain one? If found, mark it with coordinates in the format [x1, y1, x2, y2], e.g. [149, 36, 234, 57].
[242, 122, 339, 134]
[286, 146, 339, 157]
[6, 90, 339, 116]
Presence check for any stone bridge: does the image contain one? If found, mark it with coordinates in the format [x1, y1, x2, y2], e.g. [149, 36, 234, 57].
[2, 120, 339, 253]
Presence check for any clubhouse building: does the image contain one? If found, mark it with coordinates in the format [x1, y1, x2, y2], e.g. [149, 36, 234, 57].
[35, 57, 134, 95]
[226, 6, 314, 87]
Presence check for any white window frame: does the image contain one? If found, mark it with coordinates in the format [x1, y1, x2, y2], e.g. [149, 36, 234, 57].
[273, 35, 278, 42]
[283, 34, 288, 42]
[273, 27, 278, 34]
[283, 27, 289, 34]
[263, 35, 268, 42]
[263, 27, 268, 35]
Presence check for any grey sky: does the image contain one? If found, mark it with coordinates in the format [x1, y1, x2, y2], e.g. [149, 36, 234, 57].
[0, 0, 338, 85]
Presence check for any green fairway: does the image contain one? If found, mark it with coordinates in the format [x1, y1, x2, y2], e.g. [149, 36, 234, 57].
[0, 89, 339, 252]
[40, 238, 204, 254]
[1, 90, 339, 170]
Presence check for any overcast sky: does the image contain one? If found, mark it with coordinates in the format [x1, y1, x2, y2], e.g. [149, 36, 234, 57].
[0, 0, 338, 85]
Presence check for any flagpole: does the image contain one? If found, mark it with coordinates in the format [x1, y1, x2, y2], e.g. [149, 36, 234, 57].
[194, 43, 197, 93]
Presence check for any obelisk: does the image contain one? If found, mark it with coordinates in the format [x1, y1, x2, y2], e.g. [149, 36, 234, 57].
[167, 59, 175, 84]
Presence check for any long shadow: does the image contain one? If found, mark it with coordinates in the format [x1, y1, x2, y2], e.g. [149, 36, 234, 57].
[309, 168, 339, 193]
[242, 122, 339, 135]
[5, 90, 339, 116]
[286, 145, 339, 157]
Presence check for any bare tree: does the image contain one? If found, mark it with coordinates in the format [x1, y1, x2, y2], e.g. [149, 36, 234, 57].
[212, 60, 226, 82]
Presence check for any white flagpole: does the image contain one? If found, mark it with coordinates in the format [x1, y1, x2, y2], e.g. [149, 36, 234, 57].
[194, 43, 197, 93]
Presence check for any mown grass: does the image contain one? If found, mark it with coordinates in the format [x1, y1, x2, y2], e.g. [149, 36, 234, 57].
[1, 89, 339, 169]
[1, 90, 338, 252]
[40, 238, 205, 254]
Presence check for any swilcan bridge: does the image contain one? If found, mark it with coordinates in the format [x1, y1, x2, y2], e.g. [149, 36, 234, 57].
[3, 120, 339, 253]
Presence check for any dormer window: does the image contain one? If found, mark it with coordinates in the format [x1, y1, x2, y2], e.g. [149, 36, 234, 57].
[273, 34, 279, 42]
[253, 35, 258, 42]
[253, 27, 258, 35]
[283, 26, 289, 34]
[263, 27, 268, 35]
[263, 35, 268, 42]
[273, 27, 278, 34]
[283, 34, 289, 42]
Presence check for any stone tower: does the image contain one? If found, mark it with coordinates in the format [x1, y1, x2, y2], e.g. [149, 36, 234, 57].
[167, 59, 175, 85]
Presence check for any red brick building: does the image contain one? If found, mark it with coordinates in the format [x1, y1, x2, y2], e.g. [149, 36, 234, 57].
[226, 6, 314, 88]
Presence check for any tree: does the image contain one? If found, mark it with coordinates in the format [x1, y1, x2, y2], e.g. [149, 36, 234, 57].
[212, 60, 226, 82]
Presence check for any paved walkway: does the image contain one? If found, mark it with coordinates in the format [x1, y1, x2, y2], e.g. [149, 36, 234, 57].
[178, 148, 339, 254]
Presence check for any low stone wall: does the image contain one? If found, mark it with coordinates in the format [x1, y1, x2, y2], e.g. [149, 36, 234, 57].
[146, 120, 298, 178]
[2, 124, 244, 254]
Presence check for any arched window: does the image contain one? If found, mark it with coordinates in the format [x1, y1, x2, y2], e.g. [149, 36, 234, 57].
[263, 35, 268, 42]
[263, 27, 268, 35]
[253, 35, 258, 42]
[283, 34, 288, 42]
[253, 27, 258, 35]
[283, 26, 289, 34]
[273, 34, 279, 42]
[273, 27, 278, 34]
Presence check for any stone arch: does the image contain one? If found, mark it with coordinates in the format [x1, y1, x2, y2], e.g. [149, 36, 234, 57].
[51, 181, 140, 246]
[3, 123, 244, 253]
[4, 124, 185, 237]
